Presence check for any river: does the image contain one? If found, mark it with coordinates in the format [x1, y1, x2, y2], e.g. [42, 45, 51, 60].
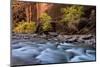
[11, 39, 96, 66]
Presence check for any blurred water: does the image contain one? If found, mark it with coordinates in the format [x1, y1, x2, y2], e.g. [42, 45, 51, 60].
[11, 41, 96, 66]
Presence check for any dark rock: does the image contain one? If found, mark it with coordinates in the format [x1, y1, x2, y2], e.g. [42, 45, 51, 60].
[66, 38, 77, 43]
[82, 35, 93, 40]
[48, 32, 58, 37]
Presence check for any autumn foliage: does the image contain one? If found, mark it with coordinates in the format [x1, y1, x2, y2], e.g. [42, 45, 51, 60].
[12, 1, 96, 34]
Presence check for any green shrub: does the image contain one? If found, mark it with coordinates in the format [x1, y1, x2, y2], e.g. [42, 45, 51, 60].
[59, 5, 84, 33]
[60, 5, 84, 23]
[13, 21, 36, 33]
[40, 13, 52, 31]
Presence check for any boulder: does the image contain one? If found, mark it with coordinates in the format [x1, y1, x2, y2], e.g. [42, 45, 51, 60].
[65, 48, 86, 56]
[37, 42, 58, 51]
[82, 35, 93, 40]
[69, 54, 95, 62]
[11, 56, 40, 66]
[86, 50, 96, 55]
[12, 42, 28, 49]
[12, 46, 41, 66]
[36, 48, 67, 64]
[48, 32, 58, 37]
[57, 43, 75, 50]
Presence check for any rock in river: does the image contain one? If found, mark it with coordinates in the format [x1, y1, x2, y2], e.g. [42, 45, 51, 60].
[69, 54, 95, 62]
[12, 46, 41, 66]
[36, 48, 67, 64]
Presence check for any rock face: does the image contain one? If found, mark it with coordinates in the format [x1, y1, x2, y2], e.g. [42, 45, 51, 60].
[11, 40, 96, 66]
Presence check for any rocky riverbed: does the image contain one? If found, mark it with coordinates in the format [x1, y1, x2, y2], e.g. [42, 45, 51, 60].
[11, 34, 96, 66]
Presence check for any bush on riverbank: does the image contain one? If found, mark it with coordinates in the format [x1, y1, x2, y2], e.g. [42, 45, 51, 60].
[40, 13, 52, 32]
[13, 21, 36, 33]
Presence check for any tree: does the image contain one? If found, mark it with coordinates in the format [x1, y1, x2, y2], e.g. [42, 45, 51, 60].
[61, 5, 84, 23]
[13, 21, 36, 33]
[60, 5, 84, 34]
[40, 13, 52, 32]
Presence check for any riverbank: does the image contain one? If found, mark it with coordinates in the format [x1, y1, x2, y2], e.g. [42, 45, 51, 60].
[11, 33, 96, 48]
[11, 33, 96, 66]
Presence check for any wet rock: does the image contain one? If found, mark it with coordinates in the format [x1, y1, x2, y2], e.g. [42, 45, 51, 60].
[31, 34, 38, 37]
[63, 35, 72, 39]
[65, 38, 78, 43]
[69, 54, 95, 62]
[31, 38, 48, 44]
[12, 42, 28, 49]
[12, 46, 40, 57]
[57, 35, 66, 41]
[11, 56, 40, 66]
[84, 39, 96, 47]
[11, 46, 41, 66]
[57, 43, 75, 50]
[48, 32, 58, 37]
[37, 42, 58, 51]
[60, 42, 75, 46]
[82, 35, 93, 40]
[86, 50, 96, 55]
[39, 34, 46, 38]
[77, 37, 85, 43]
[36, 48, 67, 64]
[65, 48, 86, 56]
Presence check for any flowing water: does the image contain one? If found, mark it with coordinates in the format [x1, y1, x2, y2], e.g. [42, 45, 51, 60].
[11, 40, 96, 66]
